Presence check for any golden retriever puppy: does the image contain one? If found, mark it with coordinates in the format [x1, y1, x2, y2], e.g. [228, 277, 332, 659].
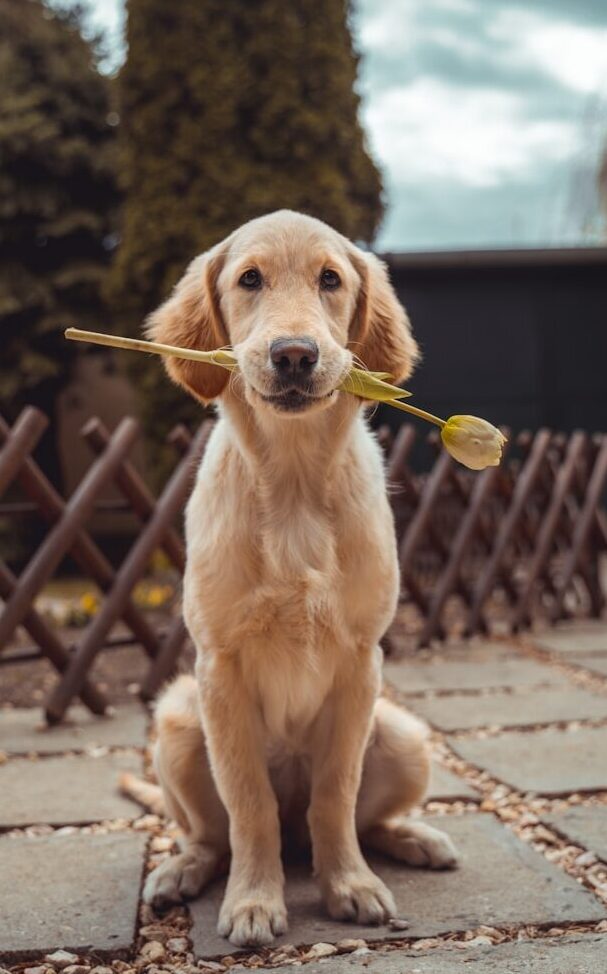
[141, 210, 458, 947]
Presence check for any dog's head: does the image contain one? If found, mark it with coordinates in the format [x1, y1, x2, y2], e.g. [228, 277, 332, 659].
[147, 210, 419, 417]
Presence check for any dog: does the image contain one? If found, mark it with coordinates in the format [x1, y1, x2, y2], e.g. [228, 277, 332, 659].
[135, 210, 458, 947]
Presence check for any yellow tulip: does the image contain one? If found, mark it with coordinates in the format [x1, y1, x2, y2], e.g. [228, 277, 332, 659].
[440, 415, 506, 470]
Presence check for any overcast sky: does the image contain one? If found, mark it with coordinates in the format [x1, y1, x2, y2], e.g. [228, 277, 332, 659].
[59, 0, 607, 251]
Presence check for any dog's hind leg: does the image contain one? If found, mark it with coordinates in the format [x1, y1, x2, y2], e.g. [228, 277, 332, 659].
[356, 698, 459, 870]
[143, 675, 230, 910]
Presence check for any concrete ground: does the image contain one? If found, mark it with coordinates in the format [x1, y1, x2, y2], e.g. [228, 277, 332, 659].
[1, 621, 607, 973]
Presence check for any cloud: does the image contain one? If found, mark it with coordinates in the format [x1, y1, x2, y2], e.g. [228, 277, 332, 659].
[489, 9, 607, 95]
[363, 77, 576, 188]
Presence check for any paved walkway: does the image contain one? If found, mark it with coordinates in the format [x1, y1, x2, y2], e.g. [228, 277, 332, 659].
[1, 622, 607, 972]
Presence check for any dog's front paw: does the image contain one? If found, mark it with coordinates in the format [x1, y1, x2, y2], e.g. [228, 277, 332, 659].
[218, 892, 288, 946]
[143, 848, 218, 911]
[323, 868, 396, 925]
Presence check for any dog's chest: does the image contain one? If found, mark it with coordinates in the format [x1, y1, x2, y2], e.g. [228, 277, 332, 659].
[184, 425, 398, 741]
[244, 628, 337, 746]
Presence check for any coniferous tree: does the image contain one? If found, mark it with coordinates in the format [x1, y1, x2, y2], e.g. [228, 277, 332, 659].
[111, 0, 383, 464]
[0, 0, 117, 456]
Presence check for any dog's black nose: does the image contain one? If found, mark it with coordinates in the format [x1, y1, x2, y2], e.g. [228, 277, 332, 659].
[270, 338, 319, 379]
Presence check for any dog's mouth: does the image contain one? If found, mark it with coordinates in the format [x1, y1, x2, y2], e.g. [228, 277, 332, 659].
[259, 388, 336, 413]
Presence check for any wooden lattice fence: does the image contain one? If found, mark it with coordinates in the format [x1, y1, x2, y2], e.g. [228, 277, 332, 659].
[382, 424, 607, 651]
[1, 408, 606, 720]
[0, 407, 211, 722]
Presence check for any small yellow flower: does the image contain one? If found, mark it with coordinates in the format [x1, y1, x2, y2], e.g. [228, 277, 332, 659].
[441, 415, 506, 470]
[79, 592, 99, 615]
[146, 584, 168, 608]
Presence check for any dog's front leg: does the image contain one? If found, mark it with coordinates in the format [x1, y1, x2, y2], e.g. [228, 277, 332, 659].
[197, 656, 286, 947]
[308, 655, 396, 925]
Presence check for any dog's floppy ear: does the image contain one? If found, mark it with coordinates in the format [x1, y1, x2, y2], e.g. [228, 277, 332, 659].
[348, 247, 420, 383]
[145, 245, 229, 403]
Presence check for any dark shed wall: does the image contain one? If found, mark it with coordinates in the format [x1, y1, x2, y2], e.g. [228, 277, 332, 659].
[383, 249, 607, 435]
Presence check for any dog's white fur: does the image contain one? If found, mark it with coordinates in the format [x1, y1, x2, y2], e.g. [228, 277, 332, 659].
[140, 211, 458, 947]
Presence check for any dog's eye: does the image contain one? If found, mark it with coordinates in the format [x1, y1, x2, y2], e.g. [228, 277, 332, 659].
[320, 269, 341, 290]
[239, 268, 262, 289]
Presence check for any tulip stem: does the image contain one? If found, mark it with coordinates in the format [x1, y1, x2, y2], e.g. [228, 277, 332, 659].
[65, 328, 224, 365]
[386, 398, 446, 428]
[65, 327, 447, 426]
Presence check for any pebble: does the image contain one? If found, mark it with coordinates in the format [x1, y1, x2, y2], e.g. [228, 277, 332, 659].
[411, 938, 441, 951]
[133, 815, 162, 830]
[45, 952, 80, 969]
[533, 825, 556, 843]
[151, 837, 174, 853]
[140, 942, 166, 963]
[24, 967, 47, 974]
[166, 937, 190, 954]
[388, 917, 410, 931]
[304, 943, 337, 960]
[336, 938, 367, 953]
[90, 967, 113, 974]
[270, 945, 298, 960]
[197, 963, 226, 972]
[466, 936, 493, 946]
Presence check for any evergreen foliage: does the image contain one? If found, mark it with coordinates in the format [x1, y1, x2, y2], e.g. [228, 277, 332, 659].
[111, 0, 383, 465]
[0, 0, 117, 428]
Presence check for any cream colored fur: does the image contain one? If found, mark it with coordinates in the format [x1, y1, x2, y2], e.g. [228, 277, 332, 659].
[139, 211, 458, 947]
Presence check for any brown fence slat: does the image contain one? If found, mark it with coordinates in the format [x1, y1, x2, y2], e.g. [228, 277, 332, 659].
[140, 616, 189, 700]
[0, 408, 48, 497]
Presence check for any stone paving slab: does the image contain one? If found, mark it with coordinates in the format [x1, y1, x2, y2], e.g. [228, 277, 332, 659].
[255, 934, 607, 973]
[0, 751, 143, 827]
[566, 653, 607, 678]
[408, 686, 607, 731]
[427, 764, 479, 801]
[533, 622, 607, 656]
[0, 703, 148, 755]
[450, 726, 607, 796]
[0, 831, 146, 960]
[543, 805, 607, 863]
[384, 653, 567, 695]
[190, 814, 605, 958]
